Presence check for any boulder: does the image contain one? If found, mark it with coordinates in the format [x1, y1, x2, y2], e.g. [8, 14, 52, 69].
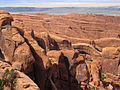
[102, 59, 119, 75]
[76, 63, 89, 83]
[102, 47, 119, 59]
[0, 28, 15, 62]
[13, 42, 35, 74]
[90, 60, 101, 86]
[102, 47, 120, 75]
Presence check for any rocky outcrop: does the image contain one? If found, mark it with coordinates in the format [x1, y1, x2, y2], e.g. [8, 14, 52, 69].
[0, 10, 13, 28]
[0, 28, 15, 62]
[72, 43, 102, 59]
[0, 10, 120, 90]
[0, 61, 40, 90]
[50, 34, 72, 50]
[47, 50, 62, 64]
[94, 38, 120, 49]
[102, 47, 120, 75]
[14, 71, 40, 90]
[34, 32, 59, 52]
[13, 42, 35, 74]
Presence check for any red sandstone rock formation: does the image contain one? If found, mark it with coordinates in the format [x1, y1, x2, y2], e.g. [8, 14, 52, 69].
[0, 10, 119, 90]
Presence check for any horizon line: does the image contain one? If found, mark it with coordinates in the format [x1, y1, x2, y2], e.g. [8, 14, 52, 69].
[0, 3, 120, 7]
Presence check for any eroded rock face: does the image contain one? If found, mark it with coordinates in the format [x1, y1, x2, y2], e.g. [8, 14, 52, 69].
[12, 27, 25, 47]
[50, 34, 72, 50]
[12, 13, 120, 40]
[90, 60, 101, 86]
[14, 71, 40, 90]
[13, 42, 35, 74]
[94, 38, 120, 49]
[72, 43, 102, 59]
[0, 11, 14, 62]
[76, 63, 89, 83]
[47, 50, 62, 64]
[0, 11, 120, 90]
[102, 47, 120, 75]
[34, 31, 59, 52]
[0, 61, 40, 90]
[0, 10, 13, 27]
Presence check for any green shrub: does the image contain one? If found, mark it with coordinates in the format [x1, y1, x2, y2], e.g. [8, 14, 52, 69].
[0, 69, 17, 90]
[101, 72, 106, 81]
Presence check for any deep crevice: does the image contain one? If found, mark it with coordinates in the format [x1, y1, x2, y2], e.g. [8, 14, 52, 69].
[15, 28, 46, 89]
[0, 49, 5, 60]
[31, 30, 47, 53]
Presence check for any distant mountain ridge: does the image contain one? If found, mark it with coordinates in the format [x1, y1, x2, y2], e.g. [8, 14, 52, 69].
[0, 6, 120, 15]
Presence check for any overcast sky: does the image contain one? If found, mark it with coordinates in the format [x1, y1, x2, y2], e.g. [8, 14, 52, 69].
[0, 0, 120, 3]
[0, 0, 120, 7]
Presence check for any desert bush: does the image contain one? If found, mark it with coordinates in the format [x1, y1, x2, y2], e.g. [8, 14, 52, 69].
[101, 71, 106, 81]
[0, 69, 17, 90]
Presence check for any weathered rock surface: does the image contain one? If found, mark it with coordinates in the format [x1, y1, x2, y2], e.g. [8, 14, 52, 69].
[94, 38, 120, 49]
[50, 34, 72, 50]
[0, 61, 40, 90]
[102, 47, 120, 75]
[76, 63, 89, 83]
[72, 43, 102, 58]
[13, 42, 35, 74]
[0, 10, 120, 90]
[12, 13, 120, 40]
[14, 71, 40, 90]
[0, 10, 13, 27]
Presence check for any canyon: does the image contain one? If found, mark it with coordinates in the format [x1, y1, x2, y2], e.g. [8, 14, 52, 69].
[0, 10, 120, 90]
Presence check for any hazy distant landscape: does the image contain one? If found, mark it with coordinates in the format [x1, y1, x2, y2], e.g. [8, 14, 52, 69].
[0, 6, 120, 16]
